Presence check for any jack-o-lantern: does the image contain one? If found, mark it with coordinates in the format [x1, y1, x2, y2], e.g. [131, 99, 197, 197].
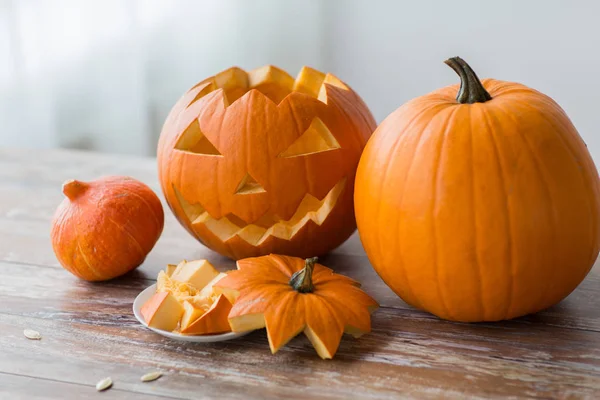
[158, 65, 376, 260]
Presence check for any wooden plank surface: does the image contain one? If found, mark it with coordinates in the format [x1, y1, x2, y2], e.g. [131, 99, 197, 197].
[0, 373, 175, 400]
[1, 148, 599, 399]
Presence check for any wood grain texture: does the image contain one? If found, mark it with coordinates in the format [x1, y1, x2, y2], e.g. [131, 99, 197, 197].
[0, 373, 177, 400]
[1, 148, 599, 399]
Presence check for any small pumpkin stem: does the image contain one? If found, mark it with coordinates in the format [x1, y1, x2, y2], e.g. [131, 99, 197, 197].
[62, 179, 88, 201]
[289, 257, 318, 293]
[444, 57, 492, 104]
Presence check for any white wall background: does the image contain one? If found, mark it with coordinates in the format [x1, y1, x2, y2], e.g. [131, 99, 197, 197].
[1, 0, 599, 161]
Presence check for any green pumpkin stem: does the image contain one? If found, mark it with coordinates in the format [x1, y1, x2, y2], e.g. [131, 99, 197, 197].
[290, 257, 318, 293]
[444, 57, 492, 104]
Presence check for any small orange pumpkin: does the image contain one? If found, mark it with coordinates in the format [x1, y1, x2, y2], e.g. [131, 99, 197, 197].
[51, 176, 164, 281]
[157, 65, 375, 260]
[214, 255, 378, 359]
[355, 57, 600, 322]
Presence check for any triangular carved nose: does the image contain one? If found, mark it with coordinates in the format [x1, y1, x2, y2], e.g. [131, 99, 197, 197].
[235, 173, 266, 195]
[175, 120, 222, 156]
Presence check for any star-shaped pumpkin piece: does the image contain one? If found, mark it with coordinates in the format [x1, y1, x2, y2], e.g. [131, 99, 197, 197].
[213, 254, 379, 359]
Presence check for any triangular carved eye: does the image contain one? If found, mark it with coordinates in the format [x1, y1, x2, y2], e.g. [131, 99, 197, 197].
[278, 118, 340, 158]
[235, 173, 266, 194]
[175, 120, 222, 156]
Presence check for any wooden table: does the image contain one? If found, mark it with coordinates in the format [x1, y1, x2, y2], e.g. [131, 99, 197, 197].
[2, 148, 600, 399]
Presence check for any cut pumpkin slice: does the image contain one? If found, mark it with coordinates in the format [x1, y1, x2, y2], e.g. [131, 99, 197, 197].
[156, 270, 198, 303]
[180, 300, 209, 331]
[171, 259, 220, 290]
[180, 294, 233, 335]
[141, 292, 184, 332]
[198, 272, 228, 298]
[165, 263, 178, 277]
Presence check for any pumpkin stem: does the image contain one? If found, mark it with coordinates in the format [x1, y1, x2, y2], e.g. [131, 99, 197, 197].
[62, 179, 88, 201]
[289, 257, 318, 293]
[444, 57, 492, 104]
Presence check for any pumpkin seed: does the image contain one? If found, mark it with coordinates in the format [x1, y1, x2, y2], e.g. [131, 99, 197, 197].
[140, 371, 162, 382]
[23, 329, 41, 340]
[95, 377, 112, 391]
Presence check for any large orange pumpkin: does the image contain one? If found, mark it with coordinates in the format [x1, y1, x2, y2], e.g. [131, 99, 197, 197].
[355, 57, 600, 322]
[158, 65, 375, 260]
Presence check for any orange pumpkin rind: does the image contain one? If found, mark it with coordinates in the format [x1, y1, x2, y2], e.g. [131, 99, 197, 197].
[157, 65, 376, 260]
[214, 254, 379, 359]
[355, 57, 600, 322]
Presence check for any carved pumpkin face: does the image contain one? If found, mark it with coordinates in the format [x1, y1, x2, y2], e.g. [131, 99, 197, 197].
[158, 65, 375, 260]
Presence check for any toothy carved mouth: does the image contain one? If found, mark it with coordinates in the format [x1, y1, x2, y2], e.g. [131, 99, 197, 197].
[173, 178, 346, 246]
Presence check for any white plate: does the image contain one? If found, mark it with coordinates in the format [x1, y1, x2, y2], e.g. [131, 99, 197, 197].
[133, 284, 252, 342]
